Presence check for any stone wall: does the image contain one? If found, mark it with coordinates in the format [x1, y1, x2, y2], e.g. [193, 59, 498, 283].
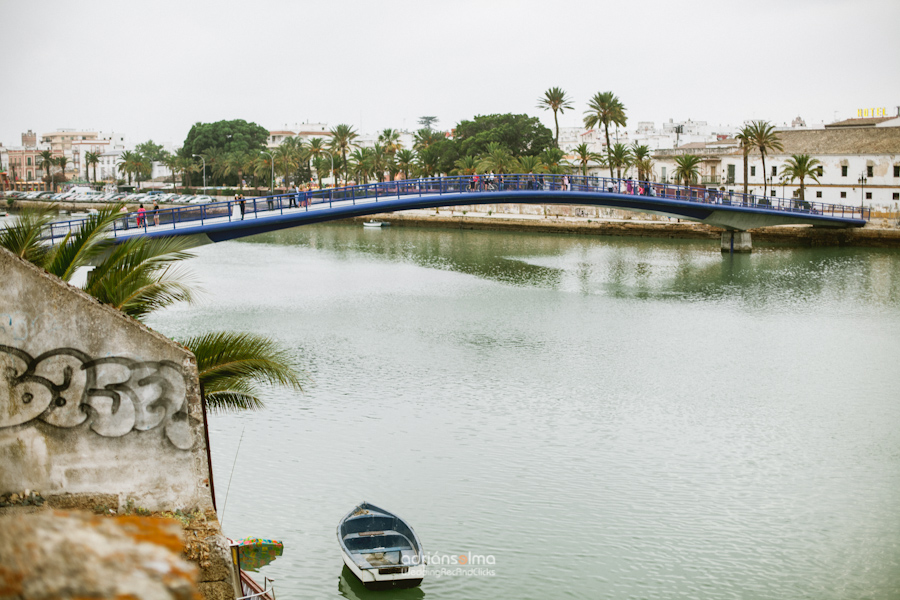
[0, 246, 212, 512]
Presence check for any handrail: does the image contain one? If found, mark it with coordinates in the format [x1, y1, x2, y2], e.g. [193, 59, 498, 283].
[37, 174, 870, 243]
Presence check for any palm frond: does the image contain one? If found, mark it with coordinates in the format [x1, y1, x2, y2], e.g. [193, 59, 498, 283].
[0, 205, 56, 266]
[44, 204, 126, 281]
[179, 331, 305, 414]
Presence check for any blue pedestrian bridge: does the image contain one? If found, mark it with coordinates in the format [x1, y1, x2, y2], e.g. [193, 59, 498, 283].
[44, 174, 868, 247]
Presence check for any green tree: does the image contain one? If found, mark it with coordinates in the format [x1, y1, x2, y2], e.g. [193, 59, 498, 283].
[537, 87, 573, 148]
[163, 153, 179, 192]
[39, 150, 55, 189]
[540, 147, 568, 175]
[453, 155, 478, 176]
[781, 154, 823, 205]
[175, 156, 199, 188]
[329, 124, 359, 184]
[418, 116, 439, 130]
[517, 155, 546, 174]
[631, 143, 651, 181]
[747, 120, 783, 197]
[135, 140, 167, 162]
[305, 138, 327, 187]
[583, 91, 627, 180]
[221, 151, 251, 191]
[609, 143, 633, 179]
[395, 149, 415, 180]
[572, 143, 603, 177]
[54, 156, 70, 184]
[413, 128, 445, 152]
[477, 142, 520, 174]
[181, 119, 270, 158]
[378, 129, 402, 155]
[275, 138, 301, 188]
[85, 151, 101, 183]
[454, 114, 553, 159]
[734, 124, 754, 195]
[673, 154, 702, 187]
[348, 148, 371, 184]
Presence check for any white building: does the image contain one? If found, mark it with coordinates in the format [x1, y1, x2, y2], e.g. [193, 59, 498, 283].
[651, 117, 900, 209]
[268, 123, 332, 148]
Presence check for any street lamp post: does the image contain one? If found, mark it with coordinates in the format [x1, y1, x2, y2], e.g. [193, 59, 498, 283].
[261, 151, 274, 196]
[320, 151, 334, 187]
[858, 173, 867, 213]
[192, 154, 206, 195]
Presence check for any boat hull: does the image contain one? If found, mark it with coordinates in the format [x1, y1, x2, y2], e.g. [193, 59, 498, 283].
[340, 548, 424, 590]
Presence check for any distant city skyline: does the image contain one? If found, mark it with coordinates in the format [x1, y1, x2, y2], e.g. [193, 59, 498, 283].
[2, 0, 898, 148]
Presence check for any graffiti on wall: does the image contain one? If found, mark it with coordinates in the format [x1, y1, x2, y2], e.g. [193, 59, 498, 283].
[0, 345, 193, 449]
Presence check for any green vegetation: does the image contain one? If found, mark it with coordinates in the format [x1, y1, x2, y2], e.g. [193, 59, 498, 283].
[537, 87, 573, 148]
[181, 119, 269, 158]
[745, 120, 783, 196]
[583, 91, 627, 180]
[673, 154, 702, 187]
[781, 154, 823, 205]
[0, 206, 304, 412]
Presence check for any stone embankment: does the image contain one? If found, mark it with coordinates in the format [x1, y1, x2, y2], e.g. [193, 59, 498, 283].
[353, 207, 900, 249]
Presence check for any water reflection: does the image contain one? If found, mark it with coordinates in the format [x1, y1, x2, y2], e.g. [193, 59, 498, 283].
[338, 566, 425, 600]
[243, 224, 900, 309]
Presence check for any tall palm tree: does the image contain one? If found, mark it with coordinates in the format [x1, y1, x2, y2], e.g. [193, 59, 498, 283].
[609, 143, 633, 179]
[583, 91, 627, 180]
[39, 150, 54, 190]
[305, 138, 326, 187]
[201, 148, 226, 186]
[54, 156, 70, 185]
[275, 138, 301, 188]
[734, 124, 754, 196]
[119, 150, 140, 185]
[177, 332, 304, 413]
[221, 151, 250, 191]
[540, 147, 568, 175]
[378, 129, 402, 155]
[348, 148, 371, 184]
[517, 155, 546, 174]
[673, 154, 702, 188]
[781, 154, 823, 206]
[747, 120, 783, 197]
[370, 144, 388, 182]
[85, 151, 101, 184]
[329, 124, 359, 184]
[175, 156, 199, 189]
[537, 87, 573, 148]
[572, 143, 603, 177]
[163, 153, 179, 192]
[395, 149, 415, 180]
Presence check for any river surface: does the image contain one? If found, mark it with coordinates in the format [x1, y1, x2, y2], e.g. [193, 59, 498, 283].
[146, 224, 900, 600]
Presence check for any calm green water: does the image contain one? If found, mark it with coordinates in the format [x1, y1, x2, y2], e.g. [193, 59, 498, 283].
[147, 224, 900, 600]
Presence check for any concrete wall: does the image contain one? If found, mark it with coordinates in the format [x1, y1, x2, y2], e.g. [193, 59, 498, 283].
[0, 246, 213, 512]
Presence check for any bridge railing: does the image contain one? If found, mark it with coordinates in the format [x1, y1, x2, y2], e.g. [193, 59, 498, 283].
[39, 174, 870, 243]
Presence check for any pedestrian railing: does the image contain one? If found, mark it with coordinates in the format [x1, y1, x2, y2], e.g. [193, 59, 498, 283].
[40, 174, 870, 243]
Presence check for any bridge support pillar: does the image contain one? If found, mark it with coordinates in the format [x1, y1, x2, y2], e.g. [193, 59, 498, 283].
[721, 231, 752, 253]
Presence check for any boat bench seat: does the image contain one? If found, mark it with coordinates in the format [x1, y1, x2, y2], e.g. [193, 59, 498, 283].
[352, 546, 408, 554]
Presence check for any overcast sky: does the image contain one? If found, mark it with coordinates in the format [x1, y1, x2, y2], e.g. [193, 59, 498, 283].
[3, 0, 899, 147]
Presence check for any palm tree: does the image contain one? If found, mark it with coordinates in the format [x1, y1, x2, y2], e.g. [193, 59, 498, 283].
[175, 156, 199, 189]
[517, 155, 546, 174]
[85, 151, 101, 184]
[119, 150, 140, 185]
[54, 156, 70, 185]
[609, 143, 633, 179]
[275, 138, 301, 188]
[201, 148, 226, 186]
[781, 154, 823, 206]
[630, 144, 650, 181]
[673, 154, 702, 188]
[221, 151, 250, 191]
[177, 332, 304, 413]
[572, 143, 603, 177]
[329, 124, 359, 184]
[348, 148, 371, 184]
[747, 120, 783, 197]
[734, 124, 753, 196]
[395, 149, 415, 180]
[537, 87, 573, 148]
[1, 205, 302, 414]
[163, 154, 180, 192]
[39, 151, 54, 190]
[540, 147, 568, 175]
[453, 155, 479, 176]
[477, 142, 520, 174]
[583, 91, 627, 180]
[378, 129, 402, 155]
[413, 129, 444, 152]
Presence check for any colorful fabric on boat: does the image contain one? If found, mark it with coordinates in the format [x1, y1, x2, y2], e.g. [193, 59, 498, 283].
[235, 538, 284, 571]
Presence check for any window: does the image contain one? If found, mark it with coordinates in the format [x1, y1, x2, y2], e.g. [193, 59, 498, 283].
[817, 166, 823, 177]
[866, 192, 872, 200]
[894, 193, 899, 200]
[841, 165, 848, 177]
[750, 166, 756, 176]
[26, 157, 32, 166]
[867, 165, 873, 177]
[661, 167, 666, 181]
[771, 190, 776, 196]
[771, 166, 777, 176]
[27, 170, 32, 180]
[894, 165, 899, 177]
[840, 191, 847, 198]
[727, 164, 735, 184]
[816, 191, 822, 198]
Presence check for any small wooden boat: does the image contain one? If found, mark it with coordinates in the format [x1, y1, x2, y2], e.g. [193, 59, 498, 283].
[363, 220, 389, 228]
[337, 502, 425, 590]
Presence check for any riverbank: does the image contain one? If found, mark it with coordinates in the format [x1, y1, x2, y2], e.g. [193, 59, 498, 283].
[353, 208, 900, 249]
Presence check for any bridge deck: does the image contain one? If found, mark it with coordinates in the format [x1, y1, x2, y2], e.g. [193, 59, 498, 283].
[42, 175, 868, 244]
